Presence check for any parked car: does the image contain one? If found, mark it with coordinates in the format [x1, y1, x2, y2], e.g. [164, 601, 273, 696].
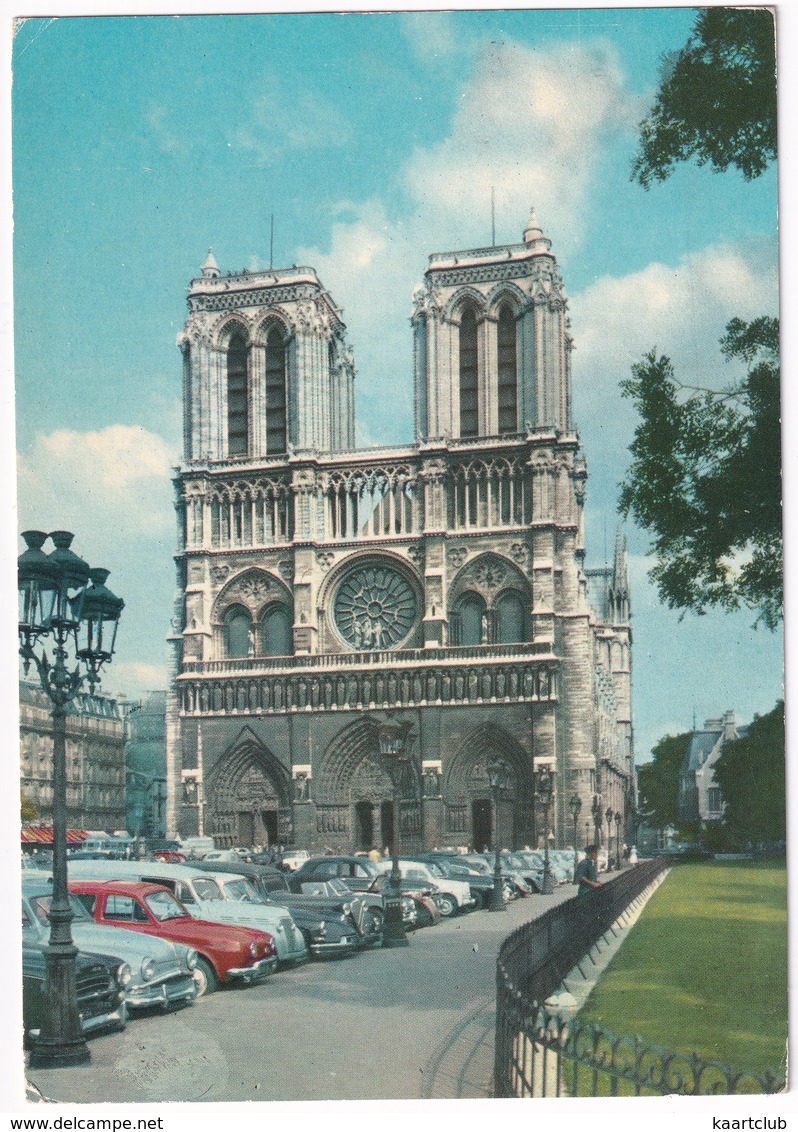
[279, 849, 310, 871]
[458, 854, 529, 899]
[411, 854, 506, 908]
[375, 860, 476, 916]
[23, 938, 128, 1046]
[290, 855, 382, 892]
[364, 872, 439, 929]
[69, 880, 277, 995]
[66, 860, 309, 967]
[180, 836, 216, 859]
[193, 859, 383, 951]
[22, 874, 197, 1013]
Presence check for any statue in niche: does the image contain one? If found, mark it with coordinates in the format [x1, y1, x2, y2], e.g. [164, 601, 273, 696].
[481, 613, 489, 644]
[247, 627, 255, 658]
[294, 773, 309, 802]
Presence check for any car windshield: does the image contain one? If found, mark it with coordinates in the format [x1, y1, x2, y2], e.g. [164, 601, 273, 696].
[425, 862, 444, 877]
[325, 878, 354, 897]
[29, 893, 92, 924]
[144, 890, 189, 921]
[221, 878, 261, 903]
[191, 877, 223, 901]
[504, 853, 527, 869]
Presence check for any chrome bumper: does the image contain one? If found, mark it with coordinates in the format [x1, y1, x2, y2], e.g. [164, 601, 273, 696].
[127, 974, 197, 1010]
[309, 936, 357, 957]
[227, 955, 278, 982]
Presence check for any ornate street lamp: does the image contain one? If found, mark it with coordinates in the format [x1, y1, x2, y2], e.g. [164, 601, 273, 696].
[537, 765, 555, 894]
[592, 793, 603, 846]
[605, 806, 614, 870]
[486, 757, 509, 912]
[569, 793, 582, 872]
[614, 811, 622, 869]
[378, 717, 413, 947]
[18, 531, 123, 1067]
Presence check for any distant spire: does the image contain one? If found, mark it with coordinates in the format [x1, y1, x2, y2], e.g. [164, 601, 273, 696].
[201, 248, 220, 278]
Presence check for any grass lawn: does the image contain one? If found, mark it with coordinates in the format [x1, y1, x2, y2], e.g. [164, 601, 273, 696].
[575, 860, 787, 1082]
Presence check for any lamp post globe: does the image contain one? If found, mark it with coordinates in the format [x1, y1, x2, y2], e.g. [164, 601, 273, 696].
[18, 531, 123, 1067]
[486, 758, 507, 912]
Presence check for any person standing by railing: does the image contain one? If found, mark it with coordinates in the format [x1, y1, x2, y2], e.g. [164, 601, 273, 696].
[574, 844, 603, 895]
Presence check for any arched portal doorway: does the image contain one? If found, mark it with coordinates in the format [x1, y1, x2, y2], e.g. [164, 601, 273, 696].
[315, 717, 422, 854]
[206, 727, 291, 848]
[442, 724, 533, 850]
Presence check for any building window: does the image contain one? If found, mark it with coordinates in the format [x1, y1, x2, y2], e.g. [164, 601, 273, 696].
[227, 331, 249, 456]
[452, 591, 487, 646]
[494, 589, 525, 643]
[497, 304, 518, 433]
[223, 605, 253, 658]
[459, 306, 479, 438]
[265, 328, 287, 455]
[707, 786, 722, 814]
[259, 603, 293, 657]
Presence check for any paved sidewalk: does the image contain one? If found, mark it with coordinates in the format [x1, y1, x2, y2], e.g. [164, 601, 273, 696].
[27, 886, 580, 1105]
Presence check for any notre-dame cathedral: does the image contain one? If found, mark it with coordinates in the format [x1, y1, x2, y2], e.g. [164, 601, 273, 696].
[165, 211, 633, 854]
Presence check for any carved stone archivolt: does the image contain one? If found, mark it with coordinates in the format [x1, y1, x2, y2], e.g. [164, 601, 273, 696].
[212, 567, 292, 621]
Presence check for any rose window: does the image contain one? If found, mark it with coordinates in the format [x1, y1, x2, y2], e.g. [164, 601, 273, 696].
[334, 564, 417, 650]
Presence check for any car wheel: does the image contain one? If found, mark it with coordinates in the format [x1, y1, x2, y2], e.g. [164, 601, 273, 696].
[437, 893, 457, 917]
[193, 956, 218, 997]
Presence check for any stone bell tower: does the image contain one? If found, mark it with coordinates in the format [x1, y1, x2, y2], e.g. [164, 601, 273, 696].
[411, 209, 573, 441]
[177, 250, 355, 461]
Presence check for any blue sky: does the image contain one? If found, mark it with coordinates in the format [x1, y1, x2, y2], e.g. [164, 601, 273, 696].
[10, 6, 784, 765]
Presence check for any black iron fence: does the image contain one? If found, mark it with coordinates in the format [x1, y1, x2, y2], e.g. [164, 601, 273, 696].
[494, 859, 785, 1096]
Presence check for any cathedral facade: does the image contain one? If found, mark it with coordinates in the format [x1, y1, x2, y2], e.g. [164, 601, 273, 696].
[165, 212, 633, 855]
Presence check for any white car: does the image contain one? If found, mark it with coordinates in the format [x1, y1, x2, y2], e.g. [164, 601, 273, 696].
[376, 859, 475, 916]
[280, 849, 310, 871]
[65, 859, 309, 965]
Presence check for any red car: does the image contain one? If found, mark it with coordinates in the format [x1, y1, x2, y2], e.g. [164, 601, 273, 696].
[69, 879, 277, 996]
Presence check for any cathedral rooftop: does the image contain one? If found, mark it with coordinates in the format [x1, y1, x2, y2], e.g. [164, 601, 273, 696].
[426, 210, 554, 274]
[187, 261, 344, 319]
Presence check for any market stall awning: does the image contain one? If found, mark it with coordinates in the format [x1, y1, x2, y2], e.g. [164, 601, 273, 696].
[21, 827, 89, 846]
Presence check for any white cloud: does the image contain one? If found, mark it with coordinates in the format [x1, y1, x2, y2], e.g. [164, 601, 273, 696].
[403, 38, 641, 250]
[17, 424, 176, 550]
[572, 239, 779, 409]
[232, 85, 352, 165]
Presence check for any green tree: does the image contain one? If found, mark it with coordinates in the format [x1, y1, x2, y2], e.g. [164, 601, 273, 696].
[632, 8, 777, 188]
[713, 701, 785, 842]
[619, 316, 781, 628]
[21, 791, 37, 823]
[637, 730, 691, 829]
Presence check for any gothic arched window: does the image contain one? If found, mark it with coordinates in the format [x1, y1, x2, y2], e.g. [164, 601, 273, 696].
[494, 589, 526, 643]
[224, 605, 253, 658]
[259, 602, 293, 657]
[227, 331, 249, 456]
[497, 304, 518, 434]
[451, 591, 487, 647]
[265, 327, 287, 455]
[459, 305, 479, 438]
